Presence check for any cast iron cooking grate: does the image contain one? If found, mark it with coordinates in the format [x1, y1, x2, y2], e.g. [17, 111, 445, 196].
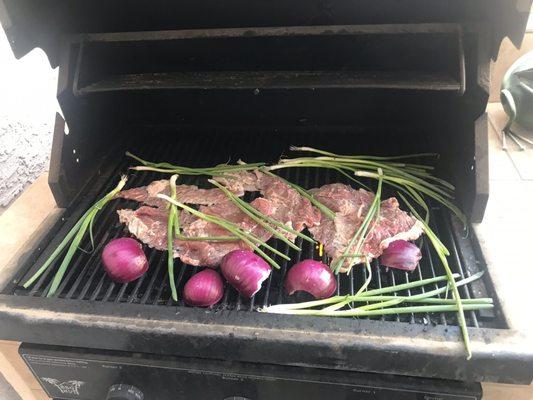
[12, 134, 501, 329]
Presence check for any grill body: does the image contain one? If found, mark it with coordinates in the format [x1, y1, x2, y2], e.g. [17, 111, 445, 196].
[1, 1, 533, 398]
[1, 132, 531, 388]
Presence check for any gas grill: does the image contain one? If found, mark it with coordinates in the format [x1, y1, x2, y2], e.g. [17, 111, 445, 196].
[1, 1, 532, 399]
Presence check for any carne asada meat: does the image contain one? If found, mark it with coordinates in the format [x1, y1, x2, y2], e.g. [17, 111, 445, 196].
[308, 183, 423, 272]
[178, 199, 273, 266]
[212, 170, 262, 193]
[118, 180, 241, 208]
[214, 171, 321, 237]
[117, 206, 174, 252]
[118, 201, 257, 266]
[117, 171, 321, 267]
[251, 173, 321, 239]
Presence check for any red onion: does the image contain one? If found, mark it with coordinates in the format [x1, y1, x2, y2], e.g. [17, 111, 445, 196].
[380, 240, 422, 271]
[183, 269, 224, 307]
[102, 238, 148, 283]
[285, 260, 336, 299]
[220, 250, 271, 298]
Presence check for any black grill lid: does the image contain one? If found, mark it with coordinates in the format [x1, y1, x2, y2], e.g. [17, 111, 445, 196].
[0, 0, 531, 67]
[1, 0, 531, 223]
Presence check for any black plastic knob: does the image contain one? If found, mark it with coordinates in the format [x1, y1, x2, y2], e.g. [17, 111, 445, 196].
[106, 384, 144, 400]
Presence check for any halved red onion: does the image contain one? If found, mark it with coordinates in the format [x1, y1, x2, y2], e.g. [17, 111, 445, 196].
[285, 260, 336, 299]
[380, 240, 422, 271]
[102, 238, 148, 283]
[220, 250, 271, 298]
[183, 269, 224, 307]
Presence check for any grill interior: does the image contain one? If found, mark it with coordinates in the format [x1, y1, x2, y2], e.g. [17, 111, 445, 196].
[10, 130, 504, 329]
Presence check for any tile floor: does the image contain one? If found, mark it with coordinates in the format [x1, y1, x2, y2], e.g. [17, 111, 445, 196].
[0, 373, 21, 400]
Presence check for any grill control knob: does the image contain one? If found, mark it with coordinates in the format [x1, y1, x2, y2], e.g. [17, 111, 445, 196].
[106, 384, 144, 400]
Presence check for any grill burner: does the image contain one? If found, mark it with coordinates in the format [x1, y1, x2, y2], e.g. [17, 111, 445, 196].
[12, 134, 503, 330]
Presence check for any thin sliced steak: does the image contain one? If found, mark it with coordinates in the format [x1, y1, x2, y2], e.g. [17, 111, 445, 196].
[308, 184, 423, 272]
[179, 199, 271, 266]
[251, 173, 321, 239]
[118, 200, 272, 267]
[212, 171, 261, 193]
[117, 206, 173, 251]
[214, 170, 321, 238]
[118, 180, 241, 208]
[118, 170, 320, 266]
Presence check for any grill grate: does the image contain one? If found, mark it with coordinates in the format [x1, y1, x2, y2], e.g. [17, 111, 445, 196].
[12, 137, 501, 329]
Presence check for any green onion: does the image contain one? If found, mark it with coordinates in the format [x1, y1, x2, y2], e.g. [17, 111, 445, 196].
[23, 175, 128, 296]
[209, 179, 302, 251]
[324, 258, 373, 311]
[167, 174, 179, 302]
[208, 180, 303, 251]
[355, 170, 463, 227]
[126, 151, 264, 176]
[175, 235, 239, 242]
[399, 194, 473, 359]
[353, 271, 485, 312]
[261, 303, 493, 317]
[157, 194, 283, 269]
[351, 296, 493, 305]
[332, 169, 383, 274]
[288, 146, 438, 161]
[268, 147, 465, 226]
[209, 179, 315, 243]
[261, 272, 490, 320]
[264, 273, 461, 312]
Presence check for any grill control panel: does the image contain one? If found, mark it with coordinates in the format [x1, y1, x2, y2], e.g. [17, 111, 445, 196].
[20, 344, 482, 400]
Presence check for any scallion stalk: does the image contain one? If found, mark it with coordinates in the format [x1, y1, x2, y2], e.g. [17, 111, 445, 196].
[210, 179, 315, 244]
[332, 169, 383, 274]
[262, 272, 488, 318]
[209, 179, 302, 251]
[264, 273, 461, 312]
[350, 296, 493, 305]
[157, 194, 283, 269]
[262, 303, 493, 317]
[23, 175, 128, 296]
[396, 193, 472, 359]
[126, 151, 264, 176]
[289, 146, 438, 161]
[324, 258, 373, 311]
[269, 147, 466, 227]
[167, 174, 179, 302]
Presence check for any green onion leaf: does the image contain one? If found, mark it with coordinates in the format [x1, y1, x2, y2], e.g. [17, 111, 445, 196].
[157, 194, 282, 269]
[38, 175, 128, 297]
[167, 174, 179, 302]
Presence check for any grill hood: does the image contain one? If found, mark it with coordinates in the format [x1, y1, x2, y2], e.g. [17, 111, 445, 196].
[5, 0, 530, 221]
[0, 0, 531, 67]
[0, 1, 531, 220]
